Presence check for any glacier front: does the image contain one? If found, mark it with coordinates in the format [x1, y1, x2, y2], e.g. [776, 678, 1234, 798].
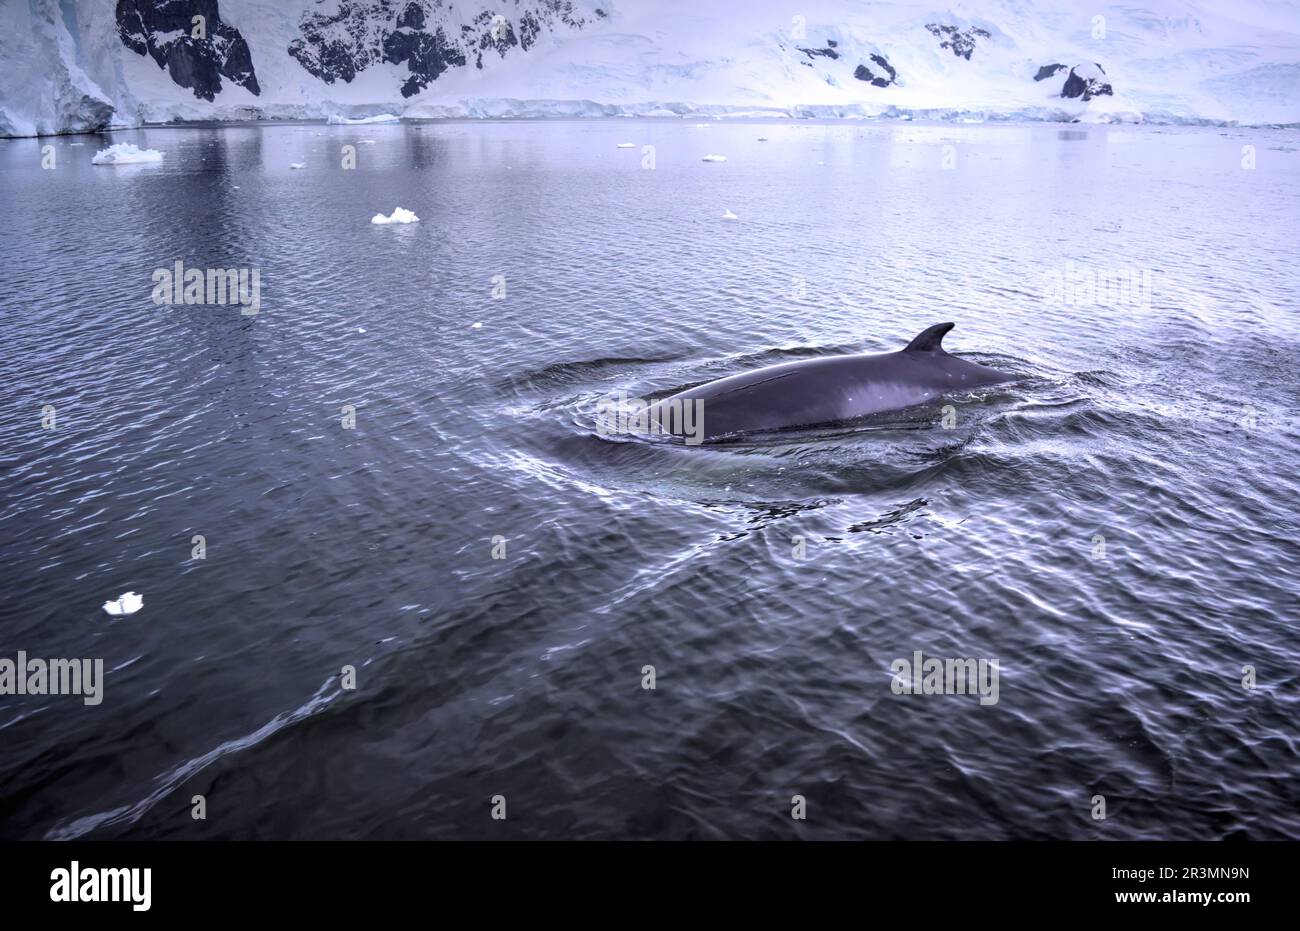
[2, 0, 1298, 137]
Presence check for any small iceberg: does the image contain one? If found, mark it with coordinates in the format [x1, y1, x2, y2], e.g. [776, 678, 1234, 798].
[327, 113, 400, 125]
[290, 162, 306, 169]
[91, 143, 163, 165]
[371, 207, 420, 225]
[722, 209, 738, 220]
[616, 142, 635, 148]
[470, 322, 483, 329]
[702, 154, 727, 162]
[102, 591, 143, 616]
[359, 139, 377, 144]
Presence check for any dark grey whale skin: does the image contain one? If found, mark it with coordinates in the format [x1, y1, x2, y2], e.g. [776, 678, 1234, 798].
[651, 323, 1015, 442]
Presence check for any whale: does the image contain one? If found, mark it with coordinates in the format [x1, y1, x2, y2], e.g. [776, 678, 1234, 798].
[649, 323, 1015, 442]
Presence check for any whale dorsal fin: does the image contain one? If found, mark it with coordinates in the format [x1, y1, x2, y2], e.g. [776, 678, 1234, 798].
[904, 322, 954, 353]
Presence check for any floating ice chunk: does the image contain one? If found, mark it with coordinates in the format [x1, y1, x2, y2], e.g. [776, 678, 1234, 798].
[371, 207, 420, 224]
[722, 209, 738, 220]
[616, 142, 635, 148]
[359, 139, 377, 144]
[91, 143, 163, 165]
[702, 154, 727, 162]
[328, 113, 400, 125]
[102, 591, 143, 616]
[470, 322, 483, 329]
[358, 328, 366, 333]
[290, 162, 306, 169]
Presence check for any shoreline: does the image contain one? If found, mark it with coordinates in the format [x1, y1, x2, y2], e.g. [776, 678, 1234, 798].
[6, 109, 1299, 140]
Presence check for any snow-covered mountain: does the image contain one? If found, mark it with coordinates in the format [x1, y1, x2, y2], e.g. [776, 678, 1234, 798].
[2, 0, 1298, 137]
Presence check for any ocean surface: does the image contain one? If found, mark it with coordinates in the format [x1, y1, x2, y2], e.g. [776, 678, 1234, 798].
[1, 119, 1297, 840]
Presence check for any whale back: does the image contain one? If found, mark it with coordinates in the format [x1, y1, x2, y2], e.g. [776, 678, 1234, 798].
[652, 323, 1015, 441]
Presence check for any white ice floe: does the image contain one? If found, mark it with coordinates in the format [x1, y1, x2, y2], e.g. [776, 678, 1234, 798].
[91, 143, 163, 165]
[359, 139, 377, 144]
[470, 322, 483, 329]
[371, 207, 419, 224]
[102, 591, 143, 616]
[722, 209, 738, 220]
[358, 327, 366, 333]
[616, 142, 635, 148]
[327, 113, 400, 125]
[289, 162, 306, 169]
[702, 154, 727, 162]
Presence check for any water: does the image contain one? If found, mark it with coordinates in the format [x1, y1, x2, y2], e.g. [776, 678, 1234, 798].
[1, 120, 1298, 840]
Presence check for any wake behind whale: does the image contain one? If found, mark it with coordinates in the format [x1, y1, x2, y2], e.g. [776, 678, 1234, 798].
[648, 323, 1017, 443]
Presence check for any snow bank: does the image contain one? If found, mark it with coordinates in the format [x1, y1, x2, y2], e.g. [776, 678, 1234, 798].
[91, 143, 164, 165]
[371, 207, 420, 225]
[3, 0, 1298, 136]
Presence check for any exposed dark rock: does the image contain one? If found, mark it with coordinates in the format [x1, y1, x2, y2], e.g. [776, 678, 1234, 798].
[799, 44, 839, 61]
[289, 1, 592, 95]
[1061, 63, 1112, 101]
[519, 12, 542, 50]
[925, 23, 991, 61]
[474, 10, 518, 58]
[115, 0, 260, 101]
[854, 53, 897, 87]
[383, 26, 467, 96]
[397, 3, 424, 30]
[1034, 63, 1066, 82]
